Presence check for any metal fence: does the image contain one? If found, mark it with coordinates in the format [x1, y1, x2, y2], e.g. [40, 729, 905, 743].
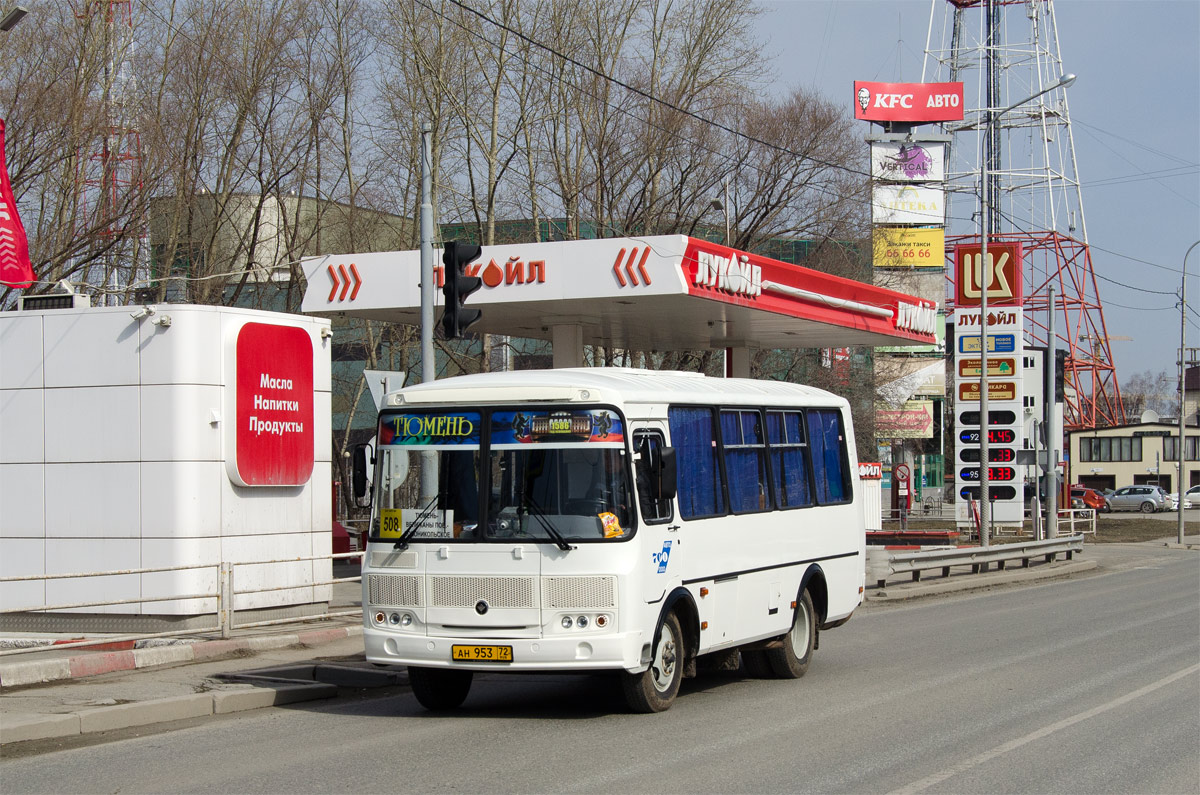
[0, 551, 364, 657]
[878, 506, 1097, 541]
[866, 534, 1086, 589]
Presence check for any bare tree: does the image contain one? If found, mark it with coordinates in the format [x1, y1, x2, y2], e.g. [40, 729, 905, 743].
[1120, 369, 1176, 420]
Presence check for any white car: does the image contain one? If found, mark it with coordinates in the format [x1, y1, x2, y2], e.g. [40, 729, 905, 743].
[1166, 490, 1194, 510]
[1172, 484, 1200, 510]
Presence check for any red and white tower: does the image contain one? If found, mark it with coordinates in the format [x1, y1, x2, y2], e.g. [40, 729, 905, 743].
[75, 0, 145, 303]
[924, 0, 1125, 429]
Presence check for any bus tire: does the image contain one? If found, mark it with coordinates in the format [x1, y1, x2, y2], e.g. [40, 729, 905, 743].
[409, 666, 473, 710]
[622, 611, 683, 713]
[767, 590, 815, 679]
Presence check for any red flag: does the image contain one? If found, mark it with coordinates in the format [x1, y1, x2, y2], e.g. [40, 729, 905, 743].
[0, 118, 33, 289]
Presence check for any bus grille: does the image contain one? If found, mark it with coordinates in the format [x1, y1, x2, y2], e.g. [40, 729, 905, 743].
[430, 576, 537, 609]
[542, 576, 617, 610]
[368, 574, 423, 607]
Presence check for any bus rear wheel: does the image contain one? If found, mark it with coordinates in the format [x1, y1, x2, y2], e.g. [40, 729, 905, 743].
[766, 590, 815, 679]
[622, 611, 683, 712]
[409, 666, 473, 710]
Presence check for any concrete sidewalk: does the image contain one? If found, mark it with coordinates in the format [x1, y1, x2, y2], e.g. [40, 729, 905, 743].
[2, 538, 1195, 748]
[0, 619, 384, 746]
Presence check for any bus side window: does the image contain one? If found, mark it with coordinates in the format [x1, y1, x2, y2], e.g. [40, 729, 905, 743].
[766, 410, 812, 509]
[667, 406, 725, 519]
[720, 409, 768, 514]
[806, 408, 851, 504]
[634, 431, 674, 524]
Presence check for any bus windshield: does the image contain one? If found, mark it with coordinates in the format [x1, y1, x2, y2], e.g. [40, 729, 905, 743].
[372, 407, 633, 544]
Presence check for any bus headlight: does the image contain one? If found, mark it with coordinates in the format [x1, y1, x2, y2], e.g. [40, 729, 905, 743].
[561, 615, 573, 629]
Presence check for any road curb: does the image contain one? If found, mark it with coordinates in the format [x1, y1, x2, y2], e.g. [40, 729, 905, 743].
[0, 625, 363, 690]
[0, 683, 338, 745]
[867, 559, 1097, 601]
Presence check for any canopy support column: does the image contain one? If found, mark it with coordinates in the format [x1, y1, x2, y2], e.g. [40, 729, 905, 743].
[552, 324, 584, 368]
[726, 346, 751, 378]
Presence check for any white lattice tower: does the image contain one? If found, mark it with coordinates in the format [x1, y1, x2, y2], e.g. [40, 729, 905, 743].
[923, 0, 1124, 428]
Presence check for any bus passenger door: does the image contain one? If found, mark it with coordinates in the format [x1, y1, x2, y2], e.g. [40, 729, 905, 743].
[634, 427, 679, 603]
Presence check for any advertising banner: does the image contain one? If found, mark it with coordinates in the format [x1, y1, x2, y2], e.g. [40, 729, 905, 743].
[0, 118, 33, 289]
[872, 185, 944, 225]
[854, 81, 964, 123]
[870, 141, 945, 182]
[873, 227, 944, 268]
[957, 381, 1018, 402]
[231, 322, 315, 487]
[875, 400, 935, 439]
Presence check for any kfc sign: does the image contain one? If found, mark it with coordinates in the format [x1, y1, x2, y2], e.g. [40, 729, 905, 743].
[954, 243, 1024, 307]
[854, 81, 964, 123]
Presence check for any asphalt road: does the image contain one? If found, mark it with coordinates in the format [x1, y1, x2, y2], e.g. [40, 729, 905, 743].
[4, 551, 1197, 794]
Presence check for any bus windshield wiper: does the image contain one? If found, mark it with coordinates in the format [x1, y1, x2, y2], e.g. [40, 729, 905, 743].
[520, 493, 573, 552]
[395, 494, 440, 550]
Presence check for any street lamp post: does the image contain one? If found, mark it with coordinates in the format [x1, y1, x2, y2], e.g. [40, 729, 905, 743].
[978, 73, 1076, 546]
[710, 180, 732, 376]
[1179, 240, 1200, 545]
[709, 179, 730, 246]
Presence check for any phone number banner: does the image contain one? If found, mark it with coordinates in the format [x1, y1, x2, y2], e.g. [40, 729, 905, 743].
[873, 227, 944, 268]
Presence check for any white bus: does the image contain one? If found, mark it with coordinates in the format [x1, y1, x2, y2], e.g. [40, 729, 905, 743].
[355, 368, 865, 712]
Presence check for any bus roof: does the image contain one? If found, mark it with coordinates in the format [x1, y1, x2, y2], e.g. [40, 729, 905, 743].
[387, 368, 850, 410]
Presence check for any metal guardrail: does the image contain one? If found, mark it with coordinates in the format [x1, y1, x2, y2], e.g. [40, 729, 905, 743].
[0, 551, 364, 657]
[866, 534, 1085, 589]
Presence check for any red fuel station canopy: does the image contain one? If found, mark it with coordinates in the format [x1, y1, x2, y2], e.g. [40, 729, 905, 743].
[302, 235, 937, 353]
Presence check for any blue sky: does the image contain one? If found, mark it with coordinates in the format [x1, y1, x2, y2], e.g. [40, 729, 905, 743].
[754, 0, 1200, 387]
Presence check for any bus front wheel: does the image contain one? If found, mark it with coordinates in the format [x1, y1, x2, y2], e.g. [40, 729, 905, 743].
[767, 590, 815, 679]
[409, 666, 473, 710]
[622, 611, 683, 712]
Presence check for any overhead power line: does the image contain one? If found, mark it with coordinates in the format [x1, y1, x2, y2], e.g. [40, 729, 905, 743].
[433, 0, 872, 181]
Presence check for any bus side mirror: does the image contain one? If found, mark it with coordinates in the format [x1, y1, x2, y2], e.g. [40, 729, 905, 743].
[352, 443, 373, 507]
[657, 447, 678, 501]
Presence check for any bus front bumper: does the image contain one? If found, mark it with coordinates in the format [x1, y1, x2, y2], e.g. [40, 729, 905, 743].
[364, 625, 646, 673]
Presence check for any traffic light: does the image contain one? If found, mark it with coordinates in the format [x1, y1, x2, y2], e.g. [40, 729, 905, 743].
[1054, 349, 1067, 402]
[441, 241, 483, 339]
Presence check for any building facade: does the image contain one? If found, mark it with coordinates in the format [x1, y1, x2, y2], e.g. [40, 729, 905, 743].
[1069, 420, 1199, 493]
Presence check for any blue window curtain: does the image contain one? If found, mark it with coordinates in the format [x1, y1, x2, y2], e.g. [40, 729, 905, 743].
[722, 410, 767, 513]
[669, 407, 725, 518]
[807, 409, 847, 504]
[767, 411, 812, 509]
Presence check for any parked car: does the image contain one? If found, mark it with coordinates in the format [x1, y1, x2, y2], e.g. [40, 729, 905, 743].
[1070, 486, 1109, 512]
[1166, 491, 1194, 510]
[1108, 485, 1169, 513]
